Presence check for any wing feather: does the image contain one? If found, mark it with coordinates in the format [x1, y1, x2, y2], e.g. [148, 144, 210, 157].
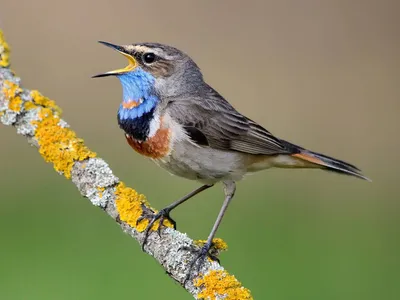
[167, 86, 291, 155]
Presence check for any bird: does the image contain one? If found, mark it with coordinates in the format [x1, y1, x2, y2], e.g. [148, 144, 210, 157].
[93, 41, 369, 280]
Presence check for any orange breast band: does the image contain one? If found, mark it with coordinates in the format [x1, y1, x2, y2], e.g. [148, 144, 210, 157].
[125, 128, 171, 159]
[122, 99, 142, 109]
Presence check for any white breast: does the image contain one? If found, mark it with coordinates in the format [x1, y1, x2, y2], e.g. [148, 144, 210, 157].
[147, 111, 161, 138]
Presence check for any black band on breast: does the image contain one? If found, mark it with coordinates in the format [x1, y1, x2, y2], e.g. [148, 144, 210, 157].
[118, 108, 155, 141]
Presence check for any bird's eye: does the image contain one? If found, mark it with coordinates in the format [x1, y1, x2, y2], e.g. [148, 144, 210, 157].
[142, 52, 156, 64]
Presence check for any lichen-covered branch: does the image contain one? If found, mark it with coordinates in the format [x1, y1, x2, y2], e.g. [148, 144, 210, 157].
[0, 30, 252, 299]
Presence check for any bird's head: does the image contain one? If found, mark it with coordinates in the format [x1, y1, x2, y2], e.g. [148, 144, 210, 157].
[93, 42, 203, 120]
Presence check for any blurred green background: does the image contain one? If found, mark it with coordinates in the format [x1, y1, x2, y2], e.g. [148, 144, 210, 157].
[1, 1, 399, 299]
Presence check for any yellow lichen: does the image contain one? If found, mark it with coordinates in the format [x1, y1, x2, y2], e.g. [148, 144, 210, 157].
[0, 30, 10, 68]
[2, 82, 94, 178]
[194, 238, 228, 263]
[3, 80, 22, 98]
[8, 96, 22, 112]
[32, 108, 96, 179]
[31, 90, 62, 115]
[24, 101, 36, 110]
[115, 182, 150, 231]
[195, 238, 228, 251]
[195, 270, 252, 300]
[115, 182, 173, 232]
[2, 80, 23, 112]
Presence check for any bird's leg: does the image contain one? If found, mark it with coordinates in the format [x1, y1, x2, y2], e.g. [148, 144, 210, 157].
[184, 181, 236, 284]
[138, 184, 214, 251]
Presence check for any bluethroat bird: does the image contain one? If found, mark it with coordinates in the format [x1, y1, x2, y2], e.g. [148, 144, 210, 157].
[93, 41, 369, 279]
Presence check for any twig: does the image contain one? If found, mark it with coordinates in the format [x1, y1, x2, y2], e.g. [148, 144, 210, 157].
[0, 30, 252, 299]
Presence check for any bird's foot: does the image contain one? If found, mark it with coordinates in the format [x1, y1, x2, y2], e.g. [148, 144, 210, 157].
[137, 207, 176, 251]
[181, 240, 220, 284]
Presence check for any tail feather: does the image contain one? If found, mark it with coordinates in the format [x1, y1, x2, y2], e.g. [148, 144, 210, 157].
[291, 150, 371, 182]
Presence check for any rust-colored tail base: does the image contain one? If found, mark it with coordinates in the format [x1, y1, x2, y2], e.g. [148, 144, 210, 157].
[292, 151, 371, 181]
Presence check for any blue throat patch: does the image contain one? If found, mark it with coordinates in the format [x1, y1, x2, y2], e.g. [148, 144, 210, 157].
[116, 68, 159, 141]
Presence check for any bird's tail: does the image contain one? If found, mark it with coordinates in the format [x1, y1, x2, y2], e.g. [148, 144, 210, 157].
[285, 142, 371, 181]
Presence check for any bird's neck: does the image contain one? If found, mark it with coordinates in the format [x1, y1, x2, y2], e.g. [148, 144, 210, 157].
[117, 69, 159, 141]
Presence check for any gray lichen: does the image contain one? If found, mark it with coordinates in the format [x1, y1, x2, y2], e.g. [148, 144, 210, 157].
[72, 158, 119, 207]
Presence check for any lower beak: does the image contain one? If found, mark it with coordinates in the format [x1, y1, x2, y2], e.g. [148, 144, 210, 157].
[92, 41, 137, 78]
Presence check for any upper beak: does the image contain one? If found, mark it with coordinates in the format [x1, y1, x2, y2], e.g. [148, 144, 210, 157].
[92, 41, 137, 78]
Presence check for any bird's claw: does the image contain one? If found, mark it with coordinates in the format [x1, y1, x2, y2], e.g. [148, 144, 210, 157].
[182, 241, 219, 284]
[137, 208, 176, 251]
[156, 209, 177, 236]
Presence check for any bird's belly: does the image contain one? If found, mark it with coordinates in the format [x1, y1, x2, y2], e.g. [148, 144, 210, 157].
[125, 119, 248, 184]
[154, 140, 248, 184]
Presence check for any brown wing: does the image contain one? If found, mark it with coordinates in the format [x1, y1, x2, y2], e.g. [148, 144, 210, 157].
[167, 86, 292, 155]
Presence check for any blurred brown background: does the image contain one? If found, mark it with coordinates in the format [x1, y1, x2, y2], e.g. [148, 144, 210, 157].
[1, 1, 399, 299]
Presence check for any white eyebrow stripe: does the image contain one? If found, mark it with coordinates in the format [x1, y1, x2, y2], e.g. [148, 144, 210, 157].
[126, 45, 177, 60]
[131, 45, 153, 53]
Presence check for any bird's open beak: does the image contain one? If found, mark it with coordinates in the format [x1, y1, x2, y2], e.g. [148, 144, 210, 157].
[92, 41, 137, 78]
